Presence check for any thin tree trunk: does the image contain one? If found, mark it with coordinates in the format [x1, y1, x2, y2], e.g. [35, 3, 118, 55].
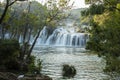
[26, 29, 41, 60]
[19, 1, 31, 61]
[0, 0, 9, 24]
[27, 28, 32, 44]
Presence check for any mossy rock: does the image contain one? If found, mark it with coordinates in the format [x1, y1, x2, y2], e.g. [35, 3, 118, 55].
[62, 64, 76, 78]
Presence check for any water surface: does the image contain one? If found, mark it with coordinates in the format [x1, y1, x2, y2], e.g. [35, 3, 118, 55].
[32, 46, 110, 80]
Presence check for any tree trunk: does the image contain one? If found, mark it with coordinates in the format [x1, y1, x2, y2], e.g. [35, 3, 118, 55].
[0, 0, 9, 24]
[26, 29, 41, 60]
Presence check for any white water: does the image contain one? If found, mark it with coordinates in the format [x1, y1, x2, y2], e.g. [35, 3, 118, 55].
[35, 27, 89, 47]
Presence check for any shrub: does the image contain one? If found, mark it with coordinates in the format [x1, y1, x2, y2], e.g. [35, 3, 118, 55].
[0, 39, 20, 70]
[104, 56, 120, 73]
[28, 57, 42, 74]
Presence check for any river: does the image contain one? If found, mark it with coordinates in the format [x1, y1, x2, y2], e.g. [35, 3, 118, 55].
[32, 46, 112, 80]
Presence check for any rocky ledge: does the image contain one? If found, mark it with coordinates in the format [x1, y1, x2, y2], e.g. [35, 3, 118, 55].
[0, 72, 52, 80]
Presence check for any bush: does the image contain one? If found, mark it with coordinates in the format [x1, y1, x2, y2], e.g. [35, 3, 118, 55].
[104, 56, 120, 73]
[0, 39, 42, 74]
[28, 57, 42, 74]
[0, 39, 20, 70]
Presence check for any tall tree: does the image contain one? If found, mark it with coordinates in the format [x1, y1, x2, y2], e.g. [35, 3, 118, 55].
[84, 0, 120, 73]
[0, 0, 27, 39]
[0, 0, 26, 24]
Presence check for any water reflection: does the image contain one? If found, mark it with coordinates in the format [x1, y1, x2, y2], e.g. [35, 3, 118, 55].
[32, 46, 110, 80]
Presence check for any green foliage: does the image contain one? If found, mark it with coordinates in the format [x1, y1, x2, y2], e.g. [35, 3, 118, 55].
[81, 9, 89, 16]
[27, 56, 36, 73]
[84, 0, 120, 73]
[85, 0, 100, 4]
[10, 1, 47, 34]
[87, 11, 120, 57]
[104, 56, 120, 73]
[28, 57, 42, 74]
[0, 39, 41, 73]
[90, 4, 105, 15]
[81, 4, 105, 16]
[36, 59, 42, 73]
[103, 0, 119, 11]
[95, 12, 120, 56]
[0, 39, 20, 70]
[0, 39, 19, 63]
[0, 0, 70, 75]
[86, 21, 104, 52]
[45, 0, 72, 27]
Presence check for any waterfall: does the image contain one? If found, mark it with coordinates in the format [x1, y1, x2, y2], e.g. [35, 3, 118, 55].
[37, 26, 48, 45]
[36, 27, 89, 47]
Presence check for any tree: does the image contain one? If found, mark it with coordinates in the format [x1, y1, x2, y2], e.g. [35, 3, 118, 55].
[0, 0, 26, 24]
[84, 0, 120, 73]
[103, 0, 120, 11]
[85, 0, 120, 56]
[45, 0, 73, 26]
[0, 0, 27, 39]
[85, 0, 102, 4]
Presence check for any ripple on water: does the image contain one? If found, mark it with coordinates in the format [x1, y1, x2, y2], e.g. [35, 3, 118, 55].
[32, 47, 110, 80]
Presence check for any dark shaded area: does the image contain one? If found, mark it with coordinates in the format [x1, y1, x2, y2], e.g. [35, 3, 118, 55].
[0, 39, 20, 71]
[62, 64, 76, 78]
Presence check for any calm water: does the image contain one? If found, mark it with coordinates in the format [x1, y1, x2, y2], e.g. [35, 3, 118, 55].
[32, 46, 111, 80]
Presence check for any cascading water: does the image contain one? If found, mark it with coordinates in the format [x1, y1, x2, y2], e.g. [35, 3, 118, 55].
[36, 26, 89, 47]
[36, 26, 49, 45]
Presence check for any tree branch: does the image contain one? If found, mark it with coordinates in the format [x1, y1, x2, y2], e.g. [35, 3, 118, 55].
[8, 0, 17, 6]
[105, 0, 120, 11]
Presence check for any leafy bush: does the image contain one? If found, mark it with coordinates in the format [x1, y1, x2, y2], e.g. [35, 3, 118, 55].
[104, 56, 120, 73]
[28, 57, 42, 74]
[0, 39, 20, 70]
[0, 39, 42, 74]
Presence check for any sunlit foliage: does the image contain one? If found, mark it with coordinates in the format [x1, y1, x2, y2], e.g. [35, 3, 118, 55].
[84, 0, 120, 73]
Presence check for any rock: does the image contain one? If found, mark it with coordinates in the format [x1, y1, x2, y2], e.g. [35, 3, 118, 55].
[19, 74, 52, 80]
[0, 72, 18, 80]
[0, 72, 52, 80]
[62, 64, 76, 78]
[17, 75, 24, 79]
